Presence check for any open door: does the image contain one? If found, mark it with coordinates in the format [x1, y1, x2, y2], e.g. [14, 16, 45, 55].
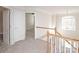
[25, 13, 35, 40]
[3, 9, 10, 45]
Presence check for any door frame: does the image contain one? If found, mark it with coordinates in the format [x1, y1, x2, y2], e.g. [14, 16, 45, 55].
[25, 13, 35, 40]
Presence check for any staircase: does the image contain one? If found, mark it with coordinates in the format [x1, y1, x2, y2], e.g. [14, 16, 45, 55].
[36, 26, 79, 53]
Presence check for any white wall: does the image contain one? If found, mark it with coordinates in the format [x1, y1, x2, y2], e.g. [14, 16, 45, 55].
[35, 11, 52, 39]
[52, 13, 79, 39]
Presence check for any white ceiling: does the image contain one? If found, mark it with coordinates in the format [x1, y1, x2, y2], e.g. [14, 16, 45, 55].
[10, 6, 79, 15]
[34, 6, 79, 14]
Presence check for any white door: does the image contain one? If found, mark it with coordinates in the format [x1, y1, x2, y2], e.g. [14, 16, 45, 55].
[3, 9, 10, 45]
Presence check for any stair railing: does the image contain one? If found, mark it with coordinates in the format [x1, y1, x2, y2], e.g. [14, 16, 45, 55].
[36, 26, 79, 53]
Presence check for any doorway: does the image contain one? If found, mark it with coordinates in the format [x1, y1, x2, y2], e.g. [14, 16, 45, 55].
[0, 6, 10, 45]
[25, 13, 35, 40]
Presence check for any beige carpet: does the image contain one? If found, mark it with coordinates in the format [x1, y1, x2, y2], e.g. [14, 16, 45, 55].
[0, 28, 47, 53]
[5, 39, 47, 53]
[26, 28, 35, 40]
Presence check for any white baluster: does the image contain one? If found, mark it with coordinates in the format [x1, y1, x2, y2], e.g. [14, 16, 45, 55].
[56, 37, 59, 53]
[51, 36, 53, 53]
[57, 37, 60, 53]
[76, 42, 79, 53]
[70, 41, 72, 53]
[77, 42, 79, 53]
[64, 40, 66, 53]
[59, 38, 61, 53]
[54, 36, 56, 53]
[61, 38, 64, 53]
[72, 41, 74, 53]
[61, 38, 63, 53]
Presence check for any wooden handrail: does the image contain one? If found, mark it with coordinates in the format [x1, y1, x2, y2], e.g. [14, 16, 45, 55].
[56, 31, 62, 36]
[36, 26, 55, 30]
[64, 39, 77, 50]
[36, 26, 62, 36]
[36, 26, 79, 42]
[49, 33, 79, 42]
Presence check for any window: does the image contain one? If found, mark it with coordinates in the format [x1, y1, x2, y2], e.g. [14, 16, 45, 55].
[62, 16, 76, 31]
